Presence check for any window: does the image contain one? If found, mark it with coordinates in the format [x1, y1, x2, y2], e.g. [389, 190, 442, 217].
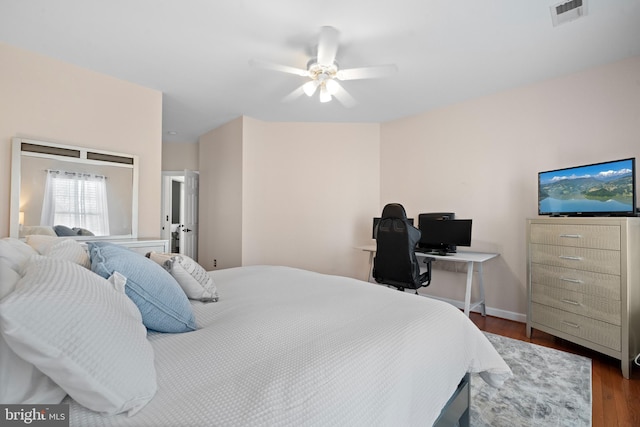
[41, 170, 110, 236]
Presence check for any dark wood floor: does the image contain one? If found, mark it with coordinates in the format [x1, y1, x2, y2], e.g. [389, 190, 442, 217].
[469, 313, 640, 427]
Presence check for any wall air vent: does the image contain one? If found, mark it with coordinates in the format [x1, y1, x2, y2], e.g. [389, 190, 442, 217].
[550, 0, 587, 27]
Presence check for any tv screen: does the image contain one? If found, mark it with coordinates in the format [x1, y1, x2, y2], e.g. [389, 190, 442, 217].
[417, 219, 472, 254]
[538, 158, 636, 216]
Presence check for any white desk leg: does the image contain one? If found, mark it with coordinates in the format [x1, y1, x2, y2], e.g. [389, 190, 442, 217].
[477, 262, 486, 316]
[366, 251, 374, 282]
[464, 261, 473, 317]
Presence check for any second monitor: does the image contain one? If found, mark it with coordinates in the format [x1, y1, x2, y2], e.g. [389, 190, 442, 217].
[417, 217, 472, 254]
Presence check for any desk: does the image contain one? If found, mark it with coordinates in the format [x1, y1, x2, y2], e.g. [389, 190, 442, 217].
[358, 245, 499, 317]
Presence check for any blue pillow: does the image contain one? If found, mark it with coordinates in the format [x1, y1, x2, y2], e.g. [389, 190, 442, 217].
[88, 242, 197, 333]
[53, 225, 77, 236]
[73, 227, 95, 236]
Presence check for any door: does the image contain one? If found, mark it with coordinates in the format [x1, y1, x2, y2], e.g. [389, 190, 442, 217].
[160, 170, 199, 260]
[160, 174, 174, 243]
[181, 170, 199, 260]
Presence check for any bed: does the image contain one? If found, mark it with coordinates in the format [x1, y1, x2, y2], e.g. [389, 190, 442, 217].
[0, 237, 511, 427]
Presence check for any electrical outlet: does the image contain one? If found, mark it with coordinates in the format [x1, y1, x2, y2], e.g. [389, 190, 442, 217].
[213, 259, 217, 268]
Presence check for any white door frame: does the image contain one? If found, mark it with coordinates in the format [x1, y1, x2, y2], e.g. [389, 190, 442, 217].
[161, 170, 199, 259]
[182, 170, 199, 261]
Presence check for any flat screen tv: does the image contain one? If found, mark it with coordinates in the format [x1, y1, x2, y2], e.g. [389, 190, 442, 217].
[538, 158, 636, 216]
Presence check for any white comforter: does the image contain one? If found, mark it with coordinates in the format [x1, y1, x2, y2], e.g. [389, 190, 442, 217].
[69, 265, 511, 427]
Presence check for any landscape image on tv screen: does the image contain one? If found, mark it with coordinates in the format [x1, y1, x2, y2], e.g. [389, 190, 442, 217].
[539, 159, 635, 215]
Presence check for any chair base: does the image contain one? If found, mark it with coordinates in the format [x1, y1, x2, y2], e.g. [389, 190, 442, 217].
[388, 285, 420, 295]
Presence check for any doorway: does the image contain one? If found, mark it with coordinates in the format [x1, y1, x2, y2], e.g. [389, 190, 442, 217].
[161, 170, 199, 260]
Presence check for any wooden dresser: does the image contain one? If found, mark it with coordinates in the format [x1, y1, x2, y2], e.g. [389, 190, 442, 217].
[526, 217, 640, 378]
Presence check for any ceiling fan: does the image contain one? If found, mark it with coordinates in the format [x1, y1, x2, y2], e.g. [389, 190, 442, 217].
[251, 26, 397, 107]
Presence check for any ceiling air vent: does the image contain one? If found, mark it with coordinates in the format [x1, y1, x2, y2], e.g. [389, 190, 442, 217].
[550, 0, 587, 27]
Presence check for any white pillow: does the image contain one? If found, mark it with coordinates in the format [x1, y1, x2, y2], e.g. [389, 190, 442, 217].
[43, 239, 91, 269]
[0, 336, 66, 404]
[0, 257, 66, 405]
[25, 235, 90, 269]
[0, 256, 157, 416]
[148, 252, 219, 302]
[0, 259, 22, 300]
[19, 225, 57, 238]
[0, 237, 38, 273]
[25, 234, 61, 254]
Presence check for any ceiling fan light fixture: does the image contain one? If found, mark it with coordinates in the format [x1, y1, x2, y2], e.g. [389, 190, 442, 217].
[325, 79, 339, 95]
[303, 80, 319, 96]
[319, 85, 332, 103]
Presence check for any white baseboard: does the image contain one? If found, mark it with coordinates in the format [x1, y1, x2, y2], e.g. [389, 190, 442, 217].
[375, 282, 527, 323]
[422, 295, 527, 323]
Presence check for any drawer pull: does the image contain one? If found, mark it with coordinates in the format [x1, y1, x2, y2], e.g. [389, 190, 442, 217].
[559, 234, 582, 239]
[561, 299, 580, 306]
[562, 320, 580, 329]
[558, 255, 583, 261]
[560, 277, 584, 284]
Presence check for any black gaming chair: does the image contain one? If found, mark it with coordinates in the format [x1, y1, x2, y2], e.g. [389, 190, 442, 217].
[372, 203, 433, 293]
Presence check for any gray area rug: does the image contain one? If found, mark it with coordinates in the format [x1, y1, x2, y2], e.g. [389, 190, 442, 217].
[471, 332, 592, 427]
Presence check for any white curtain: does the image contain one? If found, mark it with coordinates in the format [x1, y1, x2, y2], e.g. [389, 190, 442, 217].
[41, 170, 110, 236]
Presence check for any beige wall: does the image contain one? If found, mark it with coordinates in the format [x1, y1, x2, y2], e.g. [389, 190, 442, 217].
[241, 118, 380, 277]
[198, 117, 380, 277]
[162, 141, 199, 171]
[198, 117, 244, 270]
[381, 55, 640, 319]
[0, 42, 163, 238]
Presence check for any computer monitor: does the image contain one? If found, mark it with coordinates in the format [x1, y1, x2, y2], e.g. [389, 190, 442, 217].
[417, 219, 472, 254]
[372, 217, 414, 239]
[417, 213, 455, 251]
[418, 212, 455, 222]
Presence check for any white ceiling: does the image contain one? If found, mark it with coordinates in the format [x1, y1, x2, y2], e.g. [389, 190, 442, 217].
[1, 0, 639, 143]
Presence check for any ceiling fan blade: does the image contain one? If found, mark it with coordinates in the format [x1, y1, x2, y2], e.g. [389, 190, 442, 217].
[282, 84, 306, 103]
[336, 64, 398, 81]
[249, 59, 309, 77]
[316, 26, 339, 66]
[330, 81, 357, 108]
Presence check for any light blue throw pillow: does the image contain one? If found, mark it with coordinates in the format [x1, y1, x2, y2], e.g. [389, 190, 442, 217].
[88, 242, 197, 333]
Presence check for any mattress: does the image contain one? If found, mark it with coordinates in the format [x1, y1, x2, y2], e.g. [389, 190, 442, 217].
[68, 265, 511, 426]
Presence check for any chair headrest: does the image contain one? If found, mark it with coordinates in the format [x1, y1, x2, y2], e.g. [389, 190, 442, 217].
[381, 203, 407, 219]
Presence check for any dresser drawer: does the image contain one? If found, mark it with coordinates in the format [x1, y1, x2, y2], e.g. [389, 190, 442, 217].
[530, 243, 620, 275]
[104, 239, 170, 256]
[531, 303, 621, 351]
[531, 284, 621, 325]
[127, 244, 167, 255]
[530, 263, 620, 300]
[530, 224, 620, 250]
